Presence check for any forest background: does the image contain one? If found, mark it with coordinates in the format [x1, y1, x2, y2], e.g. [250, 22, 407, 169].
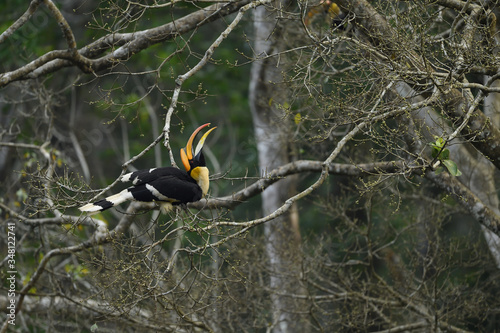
[1, 0, 500, 332]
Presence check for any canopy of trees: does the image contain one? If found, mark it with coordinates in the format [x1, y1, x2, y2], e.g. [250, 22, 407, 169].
[1, 0, 500, 332]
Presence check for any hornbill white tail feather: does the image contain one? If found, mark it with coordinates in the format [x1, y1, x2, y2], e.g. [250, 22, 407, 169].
[79, 190, 134, 215]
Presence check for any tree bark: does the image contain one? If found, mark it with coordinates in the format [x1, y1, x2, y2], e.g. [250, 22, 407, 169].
[336, 0, 500, 171]
[481, 76, 500, 266]
[363, 0, 500, 264]
[249, 3, 306, 332]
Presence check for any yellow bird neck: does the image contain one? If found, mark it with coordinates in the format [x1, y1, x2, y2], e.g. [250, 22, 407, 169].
[190, 166, 210, 196]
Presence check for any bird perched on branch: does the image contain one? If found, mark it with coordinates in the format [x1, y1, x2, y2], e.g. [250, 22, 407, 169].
[304, 0, 346, 29]
[79, 123, 216, 215]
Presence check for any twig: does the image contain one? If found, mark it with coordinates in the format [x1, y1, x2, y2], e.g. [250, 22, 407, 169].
[0, 0, 43, 44]
[0, 0, 256, 88]
[193, 106, 415, 252]
[162, 0, 274, 147]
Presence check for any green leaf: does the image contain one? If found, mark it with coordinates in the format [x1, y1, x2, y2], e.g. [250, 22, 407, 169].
[294, 113, 302, 124]
[433, 136, 445, 148]
[440, 148, 450, 160]
[431, 147, 439, 159]
[90, 323, 98, 332]
[442, 159, 461, 176]
[430, 137, 449, 159]
[434, 166, 444, 174]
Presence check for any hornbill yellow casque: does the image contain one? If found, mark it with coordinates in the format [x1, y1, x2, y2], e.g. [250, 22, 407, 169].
[79, 123, 216, 215]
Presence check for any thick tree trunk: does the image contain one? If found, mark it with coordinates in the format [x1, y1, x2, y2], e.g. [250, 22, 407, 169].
[396, 76, 500, 266]
[340, 0, 500, 265]
[249, 4, 306, 332]
[481, 77, 500, 266]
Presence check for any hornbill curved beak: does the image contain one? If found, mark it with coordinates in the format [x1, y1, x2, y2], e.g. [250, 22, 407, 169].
[180, 123, 217, 172]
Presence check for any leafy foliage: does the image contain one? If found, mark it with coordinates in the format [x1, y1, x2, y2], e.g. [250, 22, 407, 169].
[430, 137, 462, 177]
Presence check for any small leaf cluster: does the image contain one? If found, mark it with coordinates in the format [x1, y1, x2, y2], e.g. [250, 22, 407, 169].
[430, 137, 462, 176]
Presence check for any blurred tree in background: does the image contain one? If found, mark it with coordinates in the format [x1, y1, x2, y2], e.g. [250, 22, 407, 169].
[1, 0, 500, 332]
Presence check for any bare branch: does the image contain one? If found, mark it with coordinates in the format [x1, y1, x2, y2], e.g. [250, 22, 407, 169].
[426, 170, 500, 236]
[0, 142, 41, 150]
[0, 202, 144, 333]
[42, 0, 77, 49]
[192, 107, 413, 251]
[162, 0, 272, 148]
[0, 0, 43, 44]
[194, 160, 406, 210]
[0, 0, 257, 88]
[336, 0, 500, 171]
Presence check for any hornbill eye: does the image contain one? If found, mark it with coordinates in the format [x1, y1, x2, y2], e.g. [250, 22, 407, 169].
[180, 123, 217, 173]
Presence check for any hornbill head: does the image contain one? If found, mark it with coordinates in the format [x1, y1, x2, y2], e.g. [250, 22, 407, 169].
[180, 123, 216, 195]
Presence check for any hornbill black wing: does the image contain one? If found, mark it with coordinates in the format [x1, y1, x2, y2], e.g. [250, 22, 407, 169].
[121, 167, 187, 186]
[79, 168, 201, 214]
[128, 174, 202, 204]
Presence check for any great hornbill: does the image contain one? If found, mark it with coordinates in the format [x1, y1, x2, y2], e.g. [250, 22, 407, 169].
[304, 0, 346, 29]
[79, 123, 216, 215]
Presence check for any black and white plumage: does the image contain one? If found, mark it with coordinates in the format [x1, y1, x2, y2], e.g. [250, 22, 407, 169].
[79, 123, 216, 215]
[304, 1, 346, 29]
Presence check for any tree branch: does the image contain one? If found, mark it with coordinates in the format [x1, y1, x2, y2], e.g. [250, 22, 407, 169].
[0, 0, 43, 44]
[336, 0, 500, 171]
[162, 0, 271, 148]
[190, 108, 413, 251]
[0, 202, 143, 333]
[0, 0, 256, 88]
[426, 170, 500, 236]
[193, 160, 406, 210]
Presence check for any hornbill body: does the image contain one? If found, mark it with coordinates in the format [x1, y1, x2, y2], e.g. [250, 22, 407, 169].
[304, 0, 346, 28]
[79, 123, 216, 215]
